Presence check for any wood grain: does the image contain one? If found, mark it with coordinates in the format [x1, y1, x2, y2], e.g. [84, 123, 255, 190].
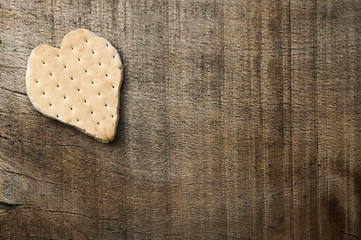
[0, 0, 360, 239]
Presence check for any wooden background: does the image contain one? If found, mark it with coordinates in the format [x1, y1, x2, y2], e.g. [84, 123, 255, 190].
[1, 0, 360, 239]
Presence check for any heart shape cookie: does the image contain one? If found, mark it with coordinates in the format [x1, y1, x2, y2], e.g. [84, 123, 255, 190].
[26, 29, 122, 143]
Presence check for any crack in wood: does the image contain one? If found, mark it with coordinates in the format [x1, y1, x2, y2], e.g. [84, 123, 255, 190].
[36, 208, 93, 219]
[342, 231, 361, 240]
[0, 201, 21, 214]
[0, 86, 27, 96]
[0, 168, 60, 186]
[263, 224, 277, 230]
[0, 201, 21, 208]
[0, 63, 24, 70]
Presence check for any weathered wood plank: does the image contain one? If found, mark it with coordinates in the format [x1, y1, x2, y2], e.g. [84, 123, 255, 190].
[1, 0, 360, 239]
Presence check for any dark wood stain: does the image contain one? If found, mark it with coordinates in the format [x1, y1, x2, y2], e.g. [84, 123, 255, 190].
[0, 0, 361, 239]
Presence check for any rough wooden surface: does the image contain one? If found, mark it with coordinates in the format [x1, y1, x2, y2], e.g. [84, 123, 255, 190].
[1, 0, 360, 239]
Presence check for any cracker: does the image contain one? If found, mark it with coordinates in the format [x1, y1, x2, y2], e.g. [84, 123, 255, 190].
[26, 29, 122, 143]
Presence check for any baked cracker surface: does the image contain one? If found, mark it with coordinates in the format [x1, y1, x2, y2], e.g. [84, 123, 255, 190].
[26, 29, 122, 143]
